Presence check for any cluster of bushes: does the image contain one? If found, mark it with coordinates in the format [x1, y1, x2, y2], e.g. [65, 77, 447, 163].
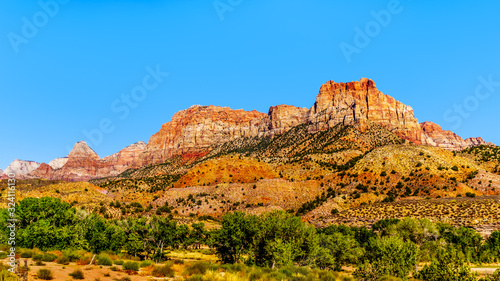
[182, 261, 353, 281]
[0, 197, 209, 261]
[212, 213, 500, 280]
[4, 197, 500, 280]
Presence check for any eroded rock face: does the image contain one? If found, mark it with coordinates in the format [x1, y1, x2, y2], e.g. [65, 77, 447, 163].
[4, 160, 41, 176]
[308, 78, 422, 144]
[48, 157, 68, 170]
[20, 78, 494, 181]
[35, 141, 147, 181]
[420, 122, 490, 150]
[141, 105, 267, 165]
[465, 137, 494, 147]
[260, 105, 309, 138]
[102, 141, 147, 171]
[30, 163, 55, 179]
[141, 79, 426, 164]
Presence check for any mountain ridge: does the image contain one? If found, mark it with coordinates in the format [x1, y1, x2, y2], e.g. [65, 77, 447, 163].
[3, 78, 494, 181]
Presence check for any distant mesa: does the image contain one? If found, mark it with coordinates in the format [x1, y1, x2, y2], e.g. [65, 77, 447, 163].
[6, 78, 493, 181]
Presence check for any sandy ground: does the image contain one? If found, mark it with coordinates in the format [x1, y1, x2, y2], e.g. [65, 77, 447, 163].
[471, 266, 499, 275]
[26, 260, 154, 281]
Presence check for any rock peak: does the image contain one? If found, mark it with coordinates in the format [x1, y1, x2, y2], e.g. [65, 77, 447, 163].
[4, 159, 41, 176]
[68, 141, 100, 160]
[310, 78, 421, 143]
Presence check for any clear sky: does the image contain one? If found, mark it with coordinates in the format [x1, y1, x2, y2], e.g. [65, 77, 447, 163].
[1, 0, 499, 170]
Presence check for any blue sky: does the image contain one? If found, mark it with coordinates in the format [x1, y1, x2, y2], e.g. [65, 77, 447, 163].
[1, 0, 499, 170]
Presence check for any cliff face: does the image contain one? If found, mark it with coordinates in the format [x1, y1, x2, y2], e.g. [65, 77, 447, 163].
[420, 122, 491, 151]
[260, 105, 310, 138]
[30, 163, 55, 178]
[3, 160, 41, 177]
[142, 78, 425, 165]
[308, 78, 422, 144]
[19, 78, 494, 181]
[48, 158, 68, 169]
[141, 105, 267, 165]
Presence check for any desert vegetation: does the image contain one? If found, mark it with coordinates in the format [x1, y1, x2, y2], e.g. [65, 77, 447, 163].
[1, 197, 500, 280]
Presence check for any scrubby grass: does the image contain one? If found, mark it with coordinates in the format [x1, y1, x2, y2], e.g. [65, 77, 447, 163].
[139, 260, 154, 268]
[152, 263, 175, 277]
[68, 269, 84, 279]
[182, 262, 354, 281]
[327, 196, 500, 227]
[36, 269, 53, 280]
[122, 261, 139, 271]
[96, 254, 113, 266]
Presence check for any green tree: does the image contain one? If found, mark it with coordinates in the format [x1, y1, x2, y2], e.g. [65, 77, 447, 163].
[415, 247, 477, 281]
[318, 232, 364, 271]
[386, 218, 439, 245]
[253, 211, 318, 268]
[354, 236, 418, 280]
[213, 211, 259, 264]
[13, 197, 82, 250]
[191, 223, 207, 249]
[439, 224, 483, 262]
[79, 213, 108, 253]
[483, 230, 500, 262]
[150, 216, 176, 261]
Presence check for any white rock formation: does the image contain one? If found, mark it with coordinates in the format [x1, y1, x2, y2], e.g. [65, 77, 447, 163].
[3, 159, 41, 175]
[48, 157, 68, 170]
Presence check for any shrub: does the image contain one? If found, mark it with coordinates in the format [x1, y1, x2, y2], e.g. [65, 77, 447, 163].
[42, 253, 58, 262]
[62, 250, 81, 262]
[415, 248, 477, 281]
[68, 269, 84, 279]
[481, 269, 500, 281]
[36, 269, 53, 280]
[97, 255, 112, 266]
[465, 192, 476, 198]
[56, 256, 70, 265]
[184, 261, 210, 276]
[35, 260, 45, 266]
[152, 264, 175, 277]
[122, 261, 139, 271]
[140, 260, 153, 268]
[20, 250, 33, 258]
[113, 260, 124, 265]
[32, 254, 43, 261]
[354, 236, 418, 280]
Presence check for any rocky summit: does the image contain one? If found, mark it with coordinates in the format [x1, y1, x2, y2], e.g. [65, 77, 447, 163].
[140, 78, 487, 165]
[48, 157, 68, 169]
[3, 159, 40, 176]
[421, 121, 492, 150]
[13, 78, 494, 181]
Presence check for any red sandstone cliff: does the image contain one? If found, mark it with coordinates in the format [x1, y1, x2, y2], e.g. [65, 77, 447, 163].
[17, 78, 494, 181]
[420, 121, 491, 151]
